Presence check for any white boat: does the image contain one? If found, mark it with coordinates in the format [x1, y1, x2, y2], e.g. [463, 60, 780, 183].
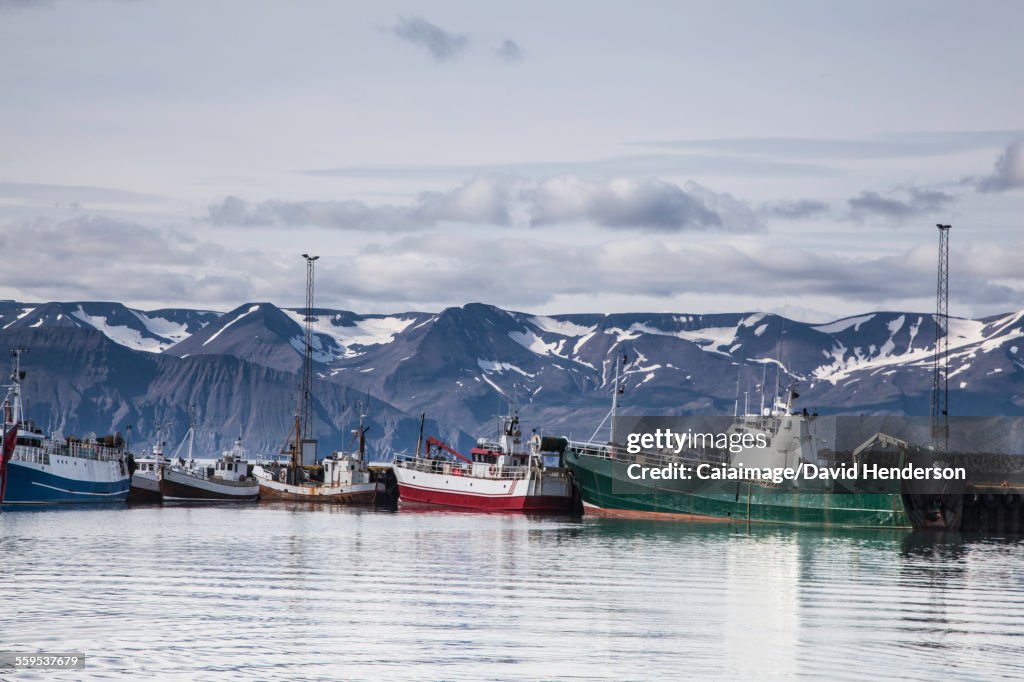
[128, 434, 171, 503]
[158, 427, 259, 503]
[1, 348, 131, 506]
[253, 414, 383, 504]
[392, 410, 575, 513]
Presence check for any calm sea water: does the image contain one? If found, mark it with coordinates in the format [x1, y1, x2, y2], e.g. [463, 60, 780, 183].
[2, 505, 1024, 681]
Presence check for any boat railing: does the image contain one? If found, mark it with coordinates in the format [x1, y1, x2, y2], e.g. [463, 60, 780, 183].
[394, 454, 529, 480]
[12, 444, 49, 466]
[11, 440, 124, 464]
[60, 440, 125, 462]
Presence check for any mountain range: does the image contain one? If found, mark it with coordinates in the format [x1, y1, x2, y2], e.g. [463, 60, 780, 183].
[2, 298, 1022, 457]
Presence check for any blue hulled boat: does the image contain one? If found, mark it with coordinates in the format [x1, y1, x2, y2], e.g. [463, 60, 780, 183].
[1, 348, 131, 506]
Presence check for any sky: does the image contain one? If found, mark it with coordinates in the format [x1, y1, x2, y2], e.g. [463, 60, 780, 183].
[0, 0, 1022, 322]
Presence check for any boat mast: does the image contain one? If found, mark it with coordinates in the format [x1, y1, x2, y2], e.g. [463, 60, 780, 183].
[357, 413, 367, 464]
[733, 369, 740, 418]
[415, 412, 425, 457]
[758, 363, 767, 417]
[609, 353, 621, 444]
[185, 406, 196, 466]
[587, 352, 628, 445]
[8, 346, 26, 424]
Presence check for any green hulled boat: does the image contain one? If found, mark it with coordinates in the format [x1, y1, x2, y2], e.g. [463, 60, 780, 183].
[564, 442, 911, 528]
[564, 399, 913, 529]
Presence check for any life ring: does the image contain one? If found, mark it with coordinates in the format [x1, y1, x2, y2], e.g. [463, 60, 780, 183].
[983, 493, 1000, 509]
[489, 465, 496, 476]
[1005, 493, 1020, 509]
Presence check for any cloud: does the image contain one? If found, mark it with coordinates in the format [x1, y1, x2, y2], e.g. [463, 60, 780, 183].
[5, 213, 1023, 319]
[310, 233, 1024, 312]
[495, 39, 523, 62]
[208, 175, 763, 233]
[0, 215, 270, 307]
[389, 16, 468, 62]
[528, 177, 722, 231]
[762, 199, 830, 220]
[976, 139, 1024, 192]
[208, 176, 519, 231]
[678, 181, 764, 232]
[534, 176, 758, 231]
[414, 176, 519, 225]
[207, 195, 421, 232]
[632, 131, 1024, 160]
[846, 187, 955, 223]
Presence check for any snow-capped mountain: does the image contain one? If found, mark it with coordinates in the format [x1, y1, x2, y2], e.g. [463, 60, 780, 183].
[316, 304, 1024, 437]
[164, 303, 431, 373]
[3, 299, 1023, 451]
[0, 323, 458, 457]
[0, 301, 220, 352]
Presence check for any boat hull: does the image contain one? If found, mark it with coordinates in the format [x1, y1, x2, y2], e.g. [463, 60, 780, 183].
[2, 458, 130, 505]
[129, 471, 163, 504]
[257, 478, 381, 505]
[159, 468, 259, 503]
[565, 448, 910, 528]
[398, 482, 572, 512]
[393, 466, 574, 513]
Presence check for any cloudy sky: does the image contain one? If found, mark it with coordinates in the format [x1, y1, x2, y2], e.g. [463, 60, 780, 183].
[1, 0, 1022, 321]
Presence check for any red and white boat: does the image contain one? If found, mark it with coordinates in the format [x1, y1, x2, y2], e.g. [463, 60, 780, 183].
[393, 412, 576, 513]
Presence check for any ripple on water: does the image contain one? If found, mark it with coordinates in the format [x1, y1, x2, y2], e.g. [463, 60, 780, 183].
[2, 506, 1024, 680]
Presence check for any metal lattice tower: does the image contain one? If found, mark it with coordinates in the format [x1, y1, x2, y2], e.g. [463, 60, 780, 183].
[300, 254, 319, 440]
[931, 225, 951, 452]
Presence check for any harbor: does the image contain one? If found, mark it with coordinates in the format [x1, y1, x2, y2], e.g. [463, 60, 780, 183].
[3, 2, 1024, 678]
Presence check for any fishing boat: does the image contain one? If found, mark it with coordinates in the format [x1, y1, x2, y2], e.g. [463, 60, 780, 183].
[253, 413, 383, 504]
[1, 348, 131, 506]
[158, 425, 259, 503]
[392, 410, 576, 513]
[251, 254, 386, 505]
[562, 355, 910, 528]
[128, 430, 171, 503]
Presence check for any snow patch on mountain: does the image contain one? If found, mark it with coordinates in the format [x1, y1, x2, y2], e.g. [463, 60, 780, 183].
[289, 333, 336, 363]
[134, 311, 194, 345]
[509, 329, 562, 355]
[528, 316, 596, 337]
[478, 359, 535, 377]
[281, 310, 417, 358]
[812, 314, 875, 334]
[670, 326, 739, 355]
[740, 313, 766, 328]
[573, 332, 596, 355]
[71, 306, 167, 352]
[813, 313, 1024, 385]
[204, 305, 260, 347]
[3, 307, 35, 329]
[480, 374, 507, 396]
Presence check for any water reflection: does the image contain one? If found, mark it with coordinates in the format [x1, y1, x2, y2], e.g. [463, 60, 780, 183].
[1, 506, 1022, 679]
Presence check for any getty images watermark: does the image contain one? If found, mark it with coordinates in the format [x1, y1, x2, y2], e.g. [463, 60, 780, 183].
[625, 460, 966, 484]
[624, 427, 965, 482]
